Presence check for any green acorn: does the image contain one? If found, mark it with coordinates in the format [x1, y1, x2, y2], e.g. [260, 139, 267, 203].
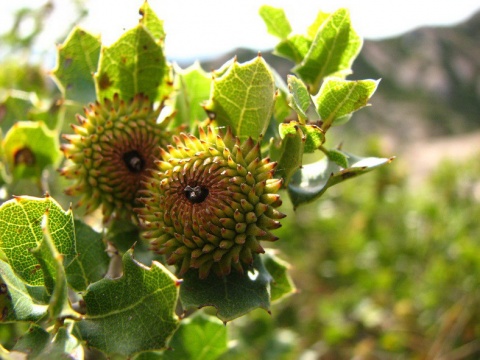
[136, 127, 285, 279]
[60, 93, 172, 220]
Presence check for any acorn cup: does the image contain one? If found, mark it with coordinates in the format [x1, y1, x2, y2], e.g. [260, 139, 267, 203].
[60, 93, 173, 220]
[136, 127, 286, 279]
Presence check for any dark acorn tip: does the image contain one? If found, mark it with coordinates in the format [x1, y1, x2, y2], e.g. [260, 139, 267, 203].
[184, 185, 209, 204]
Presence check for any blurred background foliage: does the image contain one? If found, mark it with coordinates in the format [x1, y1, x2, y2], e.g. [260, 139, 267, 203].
[1, 1, 480, 359]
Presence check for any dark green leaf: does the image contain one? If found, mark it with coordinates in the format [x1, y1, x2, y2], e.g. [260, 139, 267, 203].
[65, 220, 109, 292]
[95, 25, 165, 102]
[157, 312, 228, 360]
[0, 260, 48, 322]
[263, 251, 296, 302]
[293, 9, 362, 94]
[259, 5, 292, 39]
[203, 56, 276, 141]
[51, 27, 101, 103]
[78, 250, 180, 356]
[11, 324, 50, 357]
[12, 322, 83, 359]
[288, 151, 394, 208]
[2, 121, 61, 180]
[180, 255, 272, 322]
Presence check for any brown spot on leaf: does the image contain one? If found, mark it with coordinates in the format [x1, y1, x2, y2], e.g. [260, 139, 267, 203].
[0, 104, 6, 123]
[98, 72, 113, 90]
[0, 283, 7, 294]
[14, 147, 36, 166]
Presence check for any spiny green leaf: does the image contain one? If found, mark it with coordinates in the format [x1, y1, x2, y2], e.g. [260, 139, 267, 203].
[51, 27, 101, 103]
[0, 91, 34, 133]
[156, 312, 228, 360]
[275, 34, 312, 64]
[263, 251, 296, 302]
[272, 124, 305, 186]
[204, 56, 276, 141]
[307, 11, 331, 39]
[2, 121, 61, 180]
[173, 62, 212, 130]
[0, 195, 76, 286]
[315, 78, 379, 130]
[65, 220, 109, 292]
[34, 323, 83, 360]
[139, 1, 166, 42]
[32, 210, 79, 321]
[180, 255, 272, 322]
[78, 249, 180, 356]
[259, 5, 292, 39]
[12, 322, 83, 359]
[279, 121, 324, 154]
[293, 8, 362, 94]
[11, 324, 50, 357]
[95, 25, 165, 102]
[287, 75, 320, 123]
[0, 260, 48, 322]
[288, 151, 394, 208]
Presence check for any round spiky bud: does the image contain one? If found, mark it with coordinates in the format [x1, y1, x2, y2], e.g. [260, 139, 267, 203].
[136, 127, 286, 279]
[60, 93, 172, 220]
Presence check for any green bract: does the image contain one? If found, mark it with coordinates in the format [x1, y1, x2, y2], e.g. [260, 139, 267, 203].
[137, 127, 285, 279]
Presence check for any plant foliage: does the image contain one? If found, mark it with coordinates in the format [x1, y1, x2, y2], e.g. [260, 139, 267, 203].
[0, 2, 392, 358]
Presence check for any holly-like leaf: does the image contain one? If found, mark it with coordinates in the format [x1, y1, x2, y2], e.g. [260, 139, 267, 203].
[12, 322, 83, 360]
[180, 255, 272, 322]
[315, 78, 379, 131]
[287, 75, 320, 123]
[65, 220, 109, 292]
[173, 62, 212, 130]
[0, 92, 34, 133]
[263, 251, 296, 302]
[2, 121, 61, 180]
[279, 121, 324, 154]
[259, 5, 292, 39]
[203, 56, 276, 141]
[275, 34, 312, 64]
[0, 195, 76, 287]
[139, 0, 166, 42]
[11, 324, 50, 357]
[293, 9, 362, 94]
[51, 27, 101, 103]
[0, 260, 48, 322]
[31, 210, 80, 321]
[77, 250, 180, 356]
[288, 151, 394, 208]
[95, 25, 165, 102]
[271, 124, 305, 186]
[155, 312, 228, 360]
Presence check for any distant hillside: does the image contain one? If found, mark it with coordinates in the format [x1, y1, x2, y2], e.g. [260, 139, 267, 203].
[200, 10, 480, 152]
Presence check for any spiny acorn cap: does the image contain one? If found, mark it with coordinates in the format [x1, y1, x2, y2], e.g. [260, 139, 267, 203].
[60, 93, 172, 220]
[136, 127, 286, 279]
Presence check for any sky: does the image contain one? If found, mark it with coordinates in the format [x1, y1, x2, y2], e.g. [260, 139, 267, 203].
[2, 0, 480, 64]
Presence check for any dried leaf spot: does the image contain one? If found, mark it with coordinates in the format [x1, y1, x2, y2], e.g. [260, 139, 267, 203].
[64, 57, 73, 68]
[97, 72, 113, 90]
[14, 147, 36, 166]
[0, 283, 7, 294]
